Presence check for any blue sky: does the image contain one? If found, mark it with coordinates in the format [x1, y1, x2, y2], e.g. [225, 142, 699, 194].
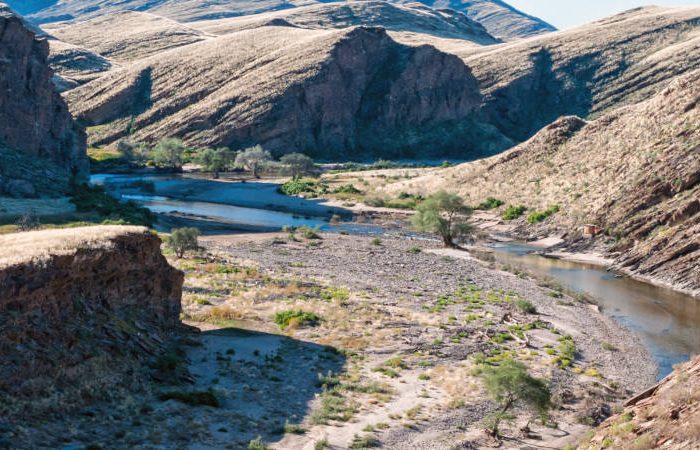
[507, 0, 700, 29]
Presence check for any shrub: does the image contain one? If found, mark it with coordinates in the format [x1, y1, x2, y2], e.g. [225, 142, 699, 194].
[407, 246, 421, 254]
[370, 237, 382, 246]
[159, 389, 219, 407]
[151, 138, 188, 170]
[479, 359, 551, 437]
[475, 197, 504, 210]
[235, 145, 272, 178]
[527, 204, 561, 223]
[69, 184, 155, 226]
[274, 310, 321, 329]
[247, 436, 268, 450]
[502, 205, 527, 220]
[516, 300, 537, 314]
[278, 179, 319, 196]
[299, 225, 322, 239]
[167, 227, 200, 258]
[280, 153, 317, 178]
[350, 434, 379, 449]
[333, 184, 361, 194]
[365, 197, 386, 207]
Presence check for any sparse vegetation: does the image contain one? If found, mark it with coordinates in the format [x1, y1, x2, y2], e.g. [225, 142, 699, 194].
[502, 205, 527, 220]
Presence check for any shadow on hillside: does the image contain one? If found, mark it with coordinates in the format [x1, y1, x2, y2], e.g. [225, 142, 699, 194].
[186, 326, 347, 446]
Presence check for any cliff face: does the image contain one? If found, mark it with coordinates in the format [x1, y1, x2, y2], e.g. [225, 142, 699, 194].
[0, 226, 183, 419]
[581, 355, 700, 450]
[68, 26, 509, 159]
[0, 4, 87, 197]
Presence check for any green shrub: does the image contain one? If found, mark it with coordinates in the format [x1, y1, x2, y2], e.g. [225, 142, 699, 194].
[407, 246, 421, 254]
[365, 197, 386, 208]
[167, 227, 200, 258]
[527, 204, 561, 223]
[350, 434, 379, 449]
[475, 197, 504, 210]
[69, 184, 155, 226]
[279, 179, 319, 196]
[370, 237, 383, 246]
[502, 205, 527, 220]
[299, 225, 322, 240]
[516, 300, 537, 314]
[274, 310, 321, 329]
[333, 184, 361, 194]
[247, 436, 268, 450]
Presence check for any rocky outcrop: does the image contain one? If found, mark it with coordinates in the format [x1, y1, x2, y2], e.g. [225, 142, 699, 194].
[68, 26, 510, 159]
[0, 4, 88, 196]
[0, 226, 183, 419]
[581, 355, 700, 449]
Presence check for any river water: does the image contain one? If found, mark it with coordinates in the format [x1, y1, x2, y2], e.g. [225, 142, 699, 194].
[94, 174, 700, 378]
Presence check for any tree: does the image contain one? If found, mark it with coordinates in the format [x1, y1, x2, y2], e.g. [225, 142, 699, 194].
[235, 145, 272, 178]
[279, 153, 317, 178]
[166, 227, 200, 258]
[411, 191, 472, 248]
[196, 147, 237, 178]
[479, 359, 551, 438]
[151, 138, 188, 170]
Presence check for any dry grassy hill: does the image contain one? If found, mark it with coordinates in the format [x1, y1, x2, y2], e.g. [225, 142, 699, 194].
[8, 0, 553, 40]
[44, 11, 209, 62]
[401, 0, 555, 40]
[434, 6, 700, 145]
[187, 1, 498, 44]
[385, 70, 700, 296]
[66, 25, 511, 159]
[47, 40, 114, 91]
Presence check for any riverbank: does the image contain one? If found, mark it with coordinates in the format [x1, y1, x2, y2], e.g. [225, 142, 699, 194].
[194, 232, 656, 449]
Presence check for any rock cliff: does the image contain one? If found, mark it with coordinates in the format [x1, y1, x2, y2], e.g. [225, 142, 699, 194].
[0, 226, 183, 419]
[0, 4, 88, 197]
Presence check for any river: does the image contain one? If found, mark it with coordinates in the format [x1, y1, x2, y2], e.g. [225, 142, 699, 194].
[94, 173, 700, 378]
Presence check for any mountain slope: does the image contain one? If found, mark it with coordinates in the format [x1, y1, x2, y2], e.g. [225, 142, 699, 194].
[187, 1, 498, 44]
[8, 0, 552, 40]
[0, 3, 87, 197]
[385, 70, 700, 296]
[66, 26, 510, 159]
[43, 11, 209, 62]
[402, 0, 555, 39]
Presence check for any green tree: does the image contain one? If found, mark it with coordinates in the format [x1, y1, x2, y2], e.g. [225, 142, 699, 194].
[411, 191, 472, 248]
[235, 145, 272, 178]
[479, 359, 551, 438]
[151, 138, 188, 170]
[280, 153, 317, 178]
[166, 227, 200, 258]
[196, 147, 237, 178]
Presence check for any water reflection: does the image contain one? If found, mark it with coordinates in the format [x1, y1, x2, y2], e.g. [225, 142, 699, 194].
[492, 242, 700, 378]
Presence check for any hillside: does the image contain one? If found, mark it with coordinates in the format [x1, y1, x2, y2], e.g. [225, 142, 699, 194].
[385, 70, 700, 296]
[0, 3, 87, 197]
[582, 355, 700, 449]
[66, 25, 511, 159]
[447, 6, 700, 145]
[44, 11, 209, 62]
[47, 39, 114, 91]
[187, 1, 498, 44]
[402, 0, 556, 40]
[7, 0, 553, 40]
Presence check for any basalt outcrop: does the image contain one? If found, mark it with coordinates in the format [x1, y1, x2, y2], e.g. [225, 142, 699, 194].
[0, 226, 183, 420]
[0, 4, 88, 196]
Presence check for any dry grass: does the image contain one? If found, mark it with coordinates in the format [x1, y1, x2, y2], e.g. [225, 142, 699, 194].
[0, 225, 147, 269]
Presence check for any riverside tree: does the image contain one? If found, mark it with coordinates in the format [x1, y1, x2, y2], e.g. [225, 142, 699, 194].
[196, 147, 236, 178]
[235, 145, 272, 178]
[411, 191, 472, 248]
[167, 227, 200, 258]
[151, 138, 188, 170]
[479, 359, 551, 438]
[280, 152, 317, 178]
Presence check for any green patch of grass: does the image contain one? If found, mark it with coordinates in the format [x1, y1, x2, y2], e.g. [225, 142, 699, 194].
[279, 179, 322, 196]
[407, 246, 421, 254]
[159, 389, 219, 407]
[370, 237, 383, 246]
[273, 310, 321, 329]
[320, 286, 350, 302]
[311, 390, 358, 424]
[283, 421, 306, 434]
[350, 434, 380, 449]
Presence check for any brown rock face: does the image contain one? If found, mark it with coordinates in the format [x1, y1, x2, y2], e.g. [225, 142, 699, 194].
[0, 227, 183, 418]
[0, 5, 87, 196]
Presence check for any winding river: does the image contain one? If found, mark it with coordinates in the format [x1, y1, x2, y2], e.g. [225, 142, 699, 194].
[94, 173, 700, 378]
